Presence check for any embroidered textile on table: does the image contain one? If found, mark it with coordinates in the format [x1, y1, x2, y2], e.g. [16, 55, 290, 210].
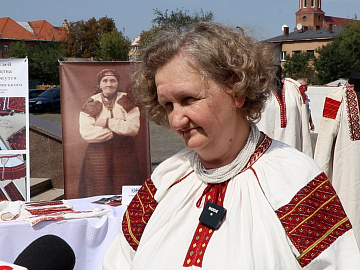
[275, 172, 352, 268]
[344, 84, 360, 141]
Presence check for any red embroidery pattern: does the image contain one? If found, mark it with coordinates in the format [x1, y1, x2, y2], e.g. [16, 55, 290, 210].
[242, 134, 272, 172]
[8, 97, 25, 112]
[299, 86, 307, 104]
[0, 97, 25, 113]
[7, 127, 26, 150]
[4, 181, 24, 201]
[122, 178, 158, 250]
[183, 182, 229, 268]
[345, 84, 360, 141]
[276, 172, 351, 268]
[0, 188, 7, 201]
[273, 87, 287, 128]
[323, 97, 341, 119]
[0, 163, 26, 181]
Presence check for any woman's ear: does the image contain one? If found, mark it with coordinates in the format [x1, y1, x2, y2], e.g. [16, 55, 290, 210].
[235, 95, 245, 108]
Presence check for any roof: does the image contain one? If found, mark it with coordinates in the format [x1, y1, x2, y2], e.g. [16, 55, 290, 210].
[324, 16, 355, 26]
[265, 25, 342, 43]
[0, 17, 66, 41]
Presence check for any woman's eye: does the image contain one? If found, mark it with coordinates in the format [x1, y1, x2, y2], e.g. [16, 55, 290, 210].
[184, 97, 195, 104]
[164, 102, 173, 111]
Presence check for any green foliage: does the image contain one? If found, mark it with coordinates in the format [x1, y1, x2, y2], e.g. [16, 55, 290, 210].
[94, 30, 131, 61]
[61, 17, 117, 58]
[282, 52, 316, 83]
[138, 8, 214, 58]
[8, 40, 28, 58]
[9, 41, 64, 85]
[314, 21, 360, 84]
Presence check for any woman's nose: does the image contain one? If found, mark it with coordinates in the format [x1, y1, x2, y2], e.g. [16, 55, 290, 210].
[169, 105, 188, 130]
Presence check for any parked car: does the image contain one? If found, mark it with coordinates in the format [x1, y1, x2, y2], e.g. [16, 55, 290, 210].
[29, 87, 61, 113]
[29, 89, 45, 99]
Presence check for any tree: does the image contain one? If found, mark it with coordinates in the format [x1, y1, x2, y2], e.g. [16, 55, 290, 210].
[8, 40, 28, 58]
[138, 9, 214, 57]
[9, 41, 64, 85]
[314, 21, 360, 84]
[61, 17, 117, 58]
[94, 30, 131, 61]
[282, 51, 316, 83]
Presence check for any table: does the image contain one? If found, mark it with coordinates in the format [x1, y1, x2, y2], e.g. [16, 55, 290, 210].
[0, 196, 126, 270]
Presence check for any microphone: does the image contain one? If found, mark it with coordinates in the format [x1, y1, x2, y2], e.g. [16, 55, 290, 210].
[14, 235, 75, 270]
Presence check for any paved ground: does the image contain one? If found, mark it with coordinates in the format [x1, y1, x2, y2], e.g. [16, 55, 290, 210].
[33, 113, 185, 171]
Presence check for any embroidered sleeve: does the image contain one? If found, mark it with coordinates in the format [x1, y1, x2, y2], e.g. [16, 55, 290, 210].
[275, 172, 352, 268]
[122, 178, 158, 251]
[81, 98, 102, 118]
[322, 97, 341, 119]
[116, 93, 136, 113]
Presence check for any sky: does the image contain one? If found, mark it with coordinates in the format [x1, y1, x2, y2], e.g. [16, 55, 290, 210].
[1, 0, 360, 41]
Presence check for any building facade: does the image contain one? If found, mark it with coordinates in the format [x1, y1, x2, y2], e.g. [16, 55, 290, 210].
[0, 17, 68, 59]
[267, 0, 357, 66]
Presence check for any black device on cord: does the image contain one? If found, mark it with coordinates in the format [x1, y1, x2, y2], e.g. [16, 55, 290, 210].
[14, 234, 76, 270]
[199, 201, 227, 230]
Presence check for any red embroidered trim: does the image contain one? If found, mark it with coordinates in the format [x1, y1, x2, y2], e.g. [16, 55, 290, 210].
[183, 181, 229, 268]
[0, 163, 26, 181]
[4, 181, 24, 201]
[323, 97, 341, 119]
[276, 172, 352, 268]
[299, 86, 307, 104]
[183, 135, 272, 268]
[344, 84, 360, 141]
[122, 178, 158, 251]
[273, 87, 287, 128]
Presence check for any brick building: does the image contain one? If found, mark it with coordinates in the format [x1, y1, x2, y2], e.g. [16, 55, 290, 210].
[0, 17, 68, 59]
[267, 0, 357, 66]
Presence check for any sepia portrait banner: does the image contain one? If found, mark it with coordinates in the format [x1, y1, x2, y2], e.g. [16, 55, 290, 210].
[0, 58, 29, 201]
[60, 62, 151, 199]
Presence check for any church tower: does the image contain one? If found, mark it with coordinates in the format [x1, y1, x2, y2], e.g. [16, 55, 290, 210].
[295, 0, 325, 30]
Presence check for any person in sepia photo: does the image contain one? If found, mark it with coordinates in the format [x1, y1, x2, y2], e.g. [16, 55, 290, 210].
[78, 68, 140, 197]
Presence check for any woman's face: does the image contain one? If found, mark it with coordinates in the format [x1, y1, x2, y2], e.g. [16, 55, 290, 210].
[100, 75, 118, 97]
[155, 54, 248, 167]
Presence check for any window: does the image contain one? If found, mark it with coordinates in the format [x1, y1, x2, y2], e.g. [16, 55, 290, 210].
[307, 50, 315, 59]
[303, 0, 307, 8]
[311, 0, 315, 7]
[292, 50, 301, 55]
[4, 44, 9, 54]
[280, 51, 287, 61]
[318, 0, 321, 8]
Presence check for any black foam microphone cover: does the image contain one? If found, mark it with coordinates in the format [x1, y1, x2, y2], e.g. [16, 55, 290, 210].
[14, 234, 75, 270]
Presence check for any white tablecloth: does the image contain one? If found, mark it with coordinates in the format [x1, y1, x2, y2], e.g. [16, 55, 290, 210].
[0, 196, 126, 270]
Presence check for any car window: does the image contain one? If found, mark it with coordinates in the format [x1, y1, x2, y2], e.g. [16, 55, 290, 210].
[38, 89, 59, 98]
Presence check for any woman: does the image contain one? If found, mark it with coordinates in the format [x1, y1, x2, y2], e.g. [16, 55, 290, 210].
[103, 23, 360, 269]
[78, 69, 141, 197]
